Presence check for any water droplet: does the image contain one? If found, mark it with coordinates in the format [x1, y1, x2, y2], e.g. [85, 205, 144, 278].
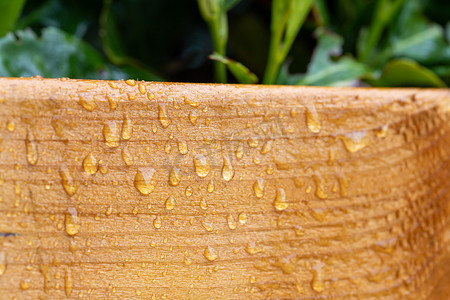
[65, 207, 80, 236]
[341, 131, 369, 153]
[200, 198, 207, 210]
[83, 153, 98, 174]
[79, 96, 95, 111]
[273, 188, 288, 211]
[336, 174, 348, 197]
[227, 214, 237, 230]
[103, 121, 120, 148]
[185, 186, 193, 197]
[134, 167, 157, 195]
[193, 154, 210, 178]
[253, 178, 264, 198]
[294, 225, 304, 236]
[64, 268, 73, 296]
[313, 175, 327, 199]
[164, 141, 171, 154]
[25, 129, 38, 165]
[375, 124, 389, 138]
[236, 142, 244, 160]
[153, 216, 162, 229]
[207, 179, 214, 193]
[184, 96, 200, 107]
[105, 205, 113, 216]
[168, 166, 181, 186]
[121, 146, 134, 166]
[6, 121, 15, 132]
[60, 166, 78, 196]
[305, 104, 321, 133]
[203, 246, 218, 261]
[260, 140, 273, 155]
[222, 156, 234, 181]
[165, 197, 175, 210]
[311, 262, 325, 293]
[0, 251, 6, 275]
[189, 110, 199, 125]
[201, 220, 214, 232]
[238, 212, 248, 224]
[121, 115, 133, 140]
[106, 95, 119, 110]
[20, 279, 31, 290]
[158, 104, 170, 128]
[184, 257, 192, 265]
[178, 140, 188, 155]
[136, 83, 146, 95]
[247, 137, 258, 148]
[245, 242, 263, 255]
[125, 79, 136, 86]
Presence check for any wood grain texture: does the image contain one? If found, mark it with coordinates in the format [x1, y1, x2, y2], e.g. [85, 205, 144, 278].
[0, 77, 449, 299]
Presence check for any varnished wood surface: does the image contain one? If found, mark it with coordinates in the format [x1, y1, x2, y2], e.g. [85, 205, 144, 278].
[0, 77, 449, 299]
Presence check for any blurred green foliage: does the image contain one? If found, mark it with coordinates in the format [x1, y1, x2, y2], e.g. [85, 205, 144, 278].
[0, 0, 448, 87]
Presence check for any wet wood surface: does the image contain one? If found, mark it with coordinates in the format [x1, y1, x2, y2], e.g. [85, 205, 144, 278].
[0, 77, 449, 299]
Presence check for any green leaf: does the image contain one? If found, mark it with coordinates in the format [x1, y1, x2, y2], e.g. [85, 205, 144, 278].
[209, 53, 258, 84]
[0, 27, 126, 79]
[365, 58, 446, 87]
[99, 0, 162, 81]
[294, 29, 368, 86]
[0, 0, 26, 37]
[225, 0, 242, 11]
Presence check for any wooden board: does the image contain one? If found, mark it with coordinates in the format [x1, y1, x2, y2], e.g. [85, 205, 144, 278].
[0, 77, 449, 299]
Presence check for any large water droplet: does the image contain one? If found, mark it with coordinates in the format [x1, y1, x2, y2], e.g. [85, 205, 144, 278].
[83, 153, 98, 174]
[65, 207, 80, 236]
[222, 156, 234, 181]
[207, 179, 214, 193]
[203, 246, 218, 261]
[122, 115, 133, 140]
[158, 104, 170, 128]
[236, 142, 244, 160]
[103, 121, 120, 148]
[122, 146, 134, 166]
[260, 140, 273, 155]
[134, 167, 157, 195]
[201, 220, 214, 232]
[153, 216, 162, 229]
[305, 104, 321, 133]
[165, 197, 175, 210]
[227, 214, 237, 230]
[253, 178, 264, 198]
[238, 212, 248, 224]
[189, 110, 199, 125]
[168, 166, 181, 186]
[273, 188, 288, 211]
[247, 137, 258, 148]
[313, 175, 327, 199]
[79, 96, 96, 111]
[25, 129, 38, 165]
[178, 140, 188, 155]
[60, 166, 78, 196]
[194, 154, 210, 178]
[341, 131, 369, 153]
[311, 262, 325, 293]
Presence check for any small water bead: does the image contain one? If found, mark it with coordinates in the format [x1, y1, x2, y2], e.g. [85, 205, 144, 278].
[200, 198, 207, 210]
[164, 141, 171, 154]
[134, 167, 157, 195]
[20, 279, 31, 290]
[201, 220, 214, 232]
[238, 212, 248, 224]
[253, 179, 264, 199]
[105, 205, 113, 216]
[165, 197, 175, 210]
[247, 137, 258, 148]
[235, 142, 244, 160]
[185, 186, 193, 197]
[158, 104, 170, 128]
[178, 140, 188, 155]
[6, 121, 15, 132]
[60, 166, 78, 196]
[193, 154, 211, 178]
[121, 115, 133, 140]
[311, 262, 325, 293]
[125, 79, 136, 86]
[188, 110, 199, 125]
[153, 216, 162, 229]
[245, 242, 263, 255]
[313, 175, 328, 199]
[121, 146, 134, 166]
[341, 131, 369, 153]
[375, 124, 389, 138]
[207, 180, 214, 193]
[168, 166, 181, 186]
[184, 96, 200, 107]
[103, 121, 120, 148]
[79, 96, 96, 111]
[227, 214, 237, 230]
[65, 207, 81, 236]
[83, 153, 98, 174]
[106, 95, 119, 111]
[273, 188, 288, 211]
[222, 156, 234, 181]
[184, 257, 192, 265]
[0, 251, 6, 275]
[64, 269, 73, 296]
[260, 140, 273, 155]
[305, 104, 321, 133]
[203, 246, 218, 261]
[25, 129, 38, 165]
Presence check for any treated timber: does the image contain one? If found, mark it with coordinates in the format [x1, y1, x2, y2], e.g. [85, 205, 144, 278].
[0, 77, 449, 299]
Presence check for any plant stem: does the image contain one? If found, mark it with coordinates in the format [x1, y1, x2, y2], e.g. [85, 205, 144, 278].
[210, 18, 227, 83]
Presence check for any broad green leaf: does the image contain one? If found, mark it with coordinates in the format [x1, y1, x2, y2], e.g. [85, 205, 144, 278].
[0, 0, 26, 37]
[0, 27, 126, 79]
[294, 29, 368, 86]
[365, 59, 446, 87]
[225, 0, 242, 11]
[209, 53, 258, 84]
